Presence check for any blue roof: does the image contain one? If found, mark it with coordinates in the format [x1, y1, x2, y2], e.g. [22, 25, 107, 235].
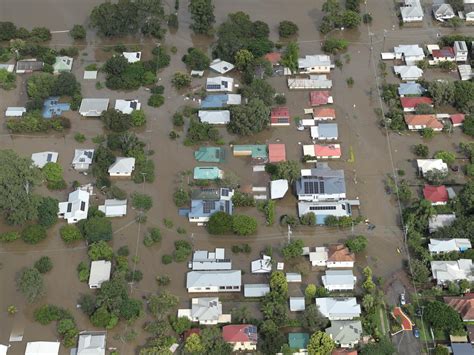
[201, 94, 228, 108]
[194, 147, 225, 162]
[188, 199, 233, 218]
[42, 96, 70, 119]
[194, 167, 222, 180]
[398, 83, 425, 96]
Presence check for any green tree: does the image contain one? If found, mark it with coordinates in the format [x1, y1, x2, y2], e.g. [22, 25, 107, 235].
[413, 144, 429, 158]
[362, 294, 375, 312]
[207, 211, 233, 234]
[307, 331, 335, 355]
[173, 188, 190, 207]
[22, 225, 47, 244]
[281, 239, 304, 259]
[80, 216, 112, 243]
[232, 215, 257, 235]
[322, 38, 348, 54]
[171, 316, 193, 334]
[101, 109, 131, 132]
[360, 337, 396, 355]
[148, 292, 179, 318]
[454, 81, 474, 113]
[424, 300, 464, 333]
[148, 94, 164, 107]
[132, 192, 153, 210]
[60, 225, 82, 244]
[171, 72, 192, 90]
[30, 27, 52, 42]
[88, 241, 114, 261]
[70, 24, 86, 40]
[301, 304, 329, 333]
[424, 169, 448, 185]
[17, 267, 44, 303]
[346, 0, 362, 11]
[300, 212, 316, 226]
[228, 99, 270, 136]
[34, 256, 53, 274]
[426, 81, 455, 107]
[130, 110, 146, 127]
[410, 259, 430, 284]
[234, 49, 254, 71]
[434, 151, 456, 165]
[37, 197, 59, 227]
[279, 21, 298, 37]
[434, 345, 449, 355]
[342, 10, 361, 28]
[189, 0, 215, 35]
[42, 162, 66, 189]
[305, 284, 317, 299]
[270, 271, 288, 294]
[0, 69, 16, 90]
[27, 72, 56, 100]
[464, 114, 474, 137]
[0, 231, 20, 242]
[185, 333, 204, 353]
[201, 326, 233, 354]
[266, 160, 300, 183]
[459, 180, 474, 215]
[0, 22, 17, 41]
[241, 79, 275, 106]
[183, 48, 211, 70]
[281, 42, 299, 74]
[345, 235, 368, 253]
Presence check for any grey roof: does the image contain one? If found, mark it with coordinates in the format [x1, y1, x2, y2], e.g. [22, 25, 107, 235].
[429, 214, 456, 233]
[79, 98, 110, 116]
[286, 273, 302, 282]
[325, 320, 362, 345]
[290, 297, 306, 311]
[198, 110, 231, 124]
[296, 163, 346, 196]
[191, 297, 222, 321]
[433, 3, 454, 18]
[398, 82, 426, 96]
[187, 270, 241, 288]
[77, 332, 106, 355]
[316, 297, 361, 320]
[244, 284, 270, 297]
[452, 343, 474, 355]
[322, 269, 356, 288]
[16, 59, 44, 71]
[318, 123, 338, 138]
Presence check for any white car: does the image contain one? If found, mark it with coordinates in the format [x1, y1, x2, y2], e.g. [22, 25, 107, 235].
[400, 293, 406, 306]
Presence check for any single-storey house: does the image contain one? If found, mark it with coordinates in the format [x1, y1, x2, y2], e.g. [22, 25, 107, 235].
[115, 99, 141, 114]
[210, 59, 235, 74]
[458, 64, 473, 81]
[79, 98, 109, 117]
[429, 213, 456, 233]
[432, 3, 455, 21]
[77, 332, 106, 355]
[454, 41, 468, 62]
[177, 297, 231, 325]
[290, 297, 306, 312]
[322, 269, 356, 291]
[193, 167, 223, 180]
[303, 144, 341, 160]
[326, 320, 363, 348]
[206, 76, 233, 92]
[42, 96, 70, 118]
[444, 293, 474, 322]
[83, 70, 98, 80]
[432, 47, 456, 63]
[394, 65, 424, 81]
[194, 147, 225, 163]
[451, 114, 466, 127]
[309, 91, 333, 106]
[394, 44, 425, 65]
[5, 106, 26, 117]
[200, 94, 241, 108]
[400, 97, 433, 112]
[423, 184, 449, 205]
[309, 247, 329, 267]
[296, 163, 346, 202]
[244, 284, 270, 298]
[251, 255, 272, 273]
[270, 179, 289, 199]
[313, 107, 336, 121]
[268, 144, 286, 163]
[429, 239, 471, 254]
[72, 149, 94, 170]
[122, 51, 141, 63]
[288, 75, 332, 90]
[25, 342, 60, 355]
[298, 55, 333, 74]
[108, 157, 135, 177]
[311, 123, 338, 140]
[198, 110, 230, 125]
[98, 199, 127, 217]
[233, 145, 268, 161]
[31, 151, 58, 168]
[270, 107, 290, 126]
[400, 0, 424, 23]
[16, 59, 44, 73]
[188, 188, 233, 223]
[53, 56, 73, 74]
[327, 244, 355, 269]
[404, 114, 443, 131]
[297, 200, 357, 223]
[398, 82, 426, 97]
[186, 270, 242, 293]
[190, 248, 231, 271]
[316, 297, 361, 320]
[88, 260, 112, 289]
[431, 259, 474, 285]
[222, 325, 257, 351]
[417, 159, 448, 176]
[58, 189, 90, 224]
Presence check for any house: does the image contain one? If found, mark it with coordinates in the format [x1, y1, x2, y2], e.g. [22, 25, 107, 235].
[288, 75, 333, 90]
[25, 342, 60, 355]
[451, 343, 474, 355]
[108, 157, 136, 177]
[311, 123, 339, 140]
[297, 200, 357, 223]
[286, 272, 302, 283]
[200, 94, 241, 108]
[122, 51, 141, 63]
[251, 255, 272, 273]
[394, 45, 425, 65]
[404, 114, 443, 131]
[310, 91, 333, 106]
[83, 70, 97, 80]
[298, 55, 333, 73]
[209, 59, 235, 74]
[190, 248, 231, 270]
[31, 151, 58, 168]
[233, 145, 268, 161]
[309, 247, 329, 267]
[326, 320, 363, 348]
[177, 297, 231, 325]
[53, 56, 73, 73]
[394, 66, 424, 81]
[398, 82, 426, 97]
[444, 293, 474, 321]
[467, 0, 474, 22]
[72, 149, 94, 170]
[429, 214, 456, 233]
[88, 260, 112, 289]
[304, 144, 341, 160]
[290, 297, 306, 312]
[429, 239, 471, 254]
[296, 163, 346, 202]
[268, 144, 286, 163]
[432, 47, 456, 63]
[222, 325, 257, 351]
[316, 297, 361, 320]
[206, 76, 233, 92]
[270, 179, 289, 199]
[193, 167, 223, 180]
[416, 159, 448, 176]
[188, 188, 233, 223]
[322, 269, 356, 291]
[400, 0, 424, 22]
[194, 147, 225, 163]
[77, 332, 106, 355]
[451, 113, 466, 127]
[264, 52, 282, 65]
[42, 97, 70, 118]
[270, 107, 290, 126]
[458, 65, 473, 81]
[115, 99, 141, 114]
[433, 3, 455, 21]
[98, 199, 127, 217]
[16, 59, 43, 73]
[58, 189, 89, 223]
[454, 41, 468, 62]
[423, 185, 449, 205]
[0, 63, 14, 72]
[198, 110, 230, 125]
[400, 97, 433, 112]
[313, 107, 336, 121]
[327, 244, 355, 269]
[244, 284, 270, 297]
[431, 259, 474, 285]
[186, 270, 242, 292]
[79, 98, 110, 117]
[5, 106, 26, 117]
[288, 333, 309, 353]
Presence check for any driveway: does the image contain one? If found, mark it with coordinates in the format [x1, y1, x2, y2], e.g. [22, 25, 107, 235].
[393, 332, 422, 355]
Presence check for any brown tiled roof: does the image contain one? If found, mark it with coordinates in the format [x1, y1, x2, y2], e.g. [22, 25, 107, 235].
[332, 349, 358, 355]
[444, 293, 474, 321]
[328, 244, 355, 262]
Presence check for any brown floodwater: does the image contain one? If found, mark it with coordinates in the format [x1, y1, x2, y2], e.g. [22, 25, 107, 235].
[1, 0, 473, 353]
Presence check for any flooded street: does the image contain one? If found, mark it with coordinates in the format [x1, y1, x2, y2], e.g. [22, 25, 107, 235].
[1, 0, 473, 353]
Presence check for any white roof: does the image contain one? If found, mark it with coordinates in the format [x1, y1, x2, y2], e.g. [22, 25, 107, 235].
[77, 332, 106, 355]
[191, 70, 204, 77]
[0, 345, 7, 355]
[198, 110, 230, 124]
[270, 179, 289, 199]
[5, 107, 26, 116]
[286, 273, 302, 282]
[206, 76, 233, 92]
[298, 55, 332, 69]
[251, 255, 272, 273]
[428, 239, 471, 253]
[394, 65, 423, 79]
[316, 297, 361, 320]
[310, 247, 329, 263]
[187, 270, 241, 288]
[89, 260, 112, 288]
[83, 71, 98, 80]
[431, 259, 474, 283]
[53, 56, 73, 71]
[114, 99, 141, 114]
[244, 284, 270, 297]
[417, 159, 448, 175]
[31, 151, 58, 168]
[72, 149, 94, 166]
[58, 189, 90, 223]
[108, 157, 136, 175]
[122, 52, 141, 63]
[79, 99, 109, 116]
[290, 297, 306, 311]
[322, 269, 356, 288]
[226, 94, 242, 105]
[98, 199, 127, 217]
[191, 297, 222, 321]
[0, 64, 14, 72]
[209, 59, 235, 74]
[25, 341, 60, 355]
[394, 45, 425, 57]
[429, 214, 456, 232]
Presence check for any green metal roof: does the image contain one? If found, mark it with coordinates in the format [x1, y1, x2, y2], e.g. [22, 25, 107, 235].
[193, 167, 223, 180]
[194, 147, 225, 163]
[233, 144, 268, 159]
[288, 333, 309, 350]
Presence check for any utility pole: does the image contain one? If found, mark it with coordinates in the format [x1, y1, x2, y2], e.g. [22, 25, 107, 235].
[287, 224, 292, 244]
[383, 29, 387, 51]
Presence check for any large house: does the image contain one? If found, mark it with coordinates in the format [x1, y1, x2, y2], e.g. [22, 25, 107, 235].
[326, 320, 363, 348]
[88, 260, 112, 289]
[297, 200, 357, 223]
[394, 66, 424, 81]
[311, 123, 339, 140]
[400, 0, 424, 23]
[432, 47, 456, 63]
[327, 244, 355, 269]
[188, 188, 233, 223]
[186, 270, 242, 293]
[302, 144, 341, 160]
[431, 259, 474, 285]
[316, 297, 361, 320]
[58, 189, 89, 224]
[16, 59, 44, 73]
[444, 293, 474, 322]
[79, 98, 109, 117]
[270, 107, 290, 126]
[404, 114, 443, 131]
[115, 99, 141, 114]
[25, 342, 60, 355]
[432, 3, 455, 21]
[398, 82, 426, 97]
[296, 163, 346, 202]
[313, 107, 336, 121]
[222, 325, 258, 351]
[177, 297, 231, 325]
[200, 94, 241, 108]
[72, 149, 94, 170]
[416, 159, 448, 177]
[288, 75, 333, 90]
[198, 110, 230, 125]
[394, 45, 425, 65]
[206, 77, 233, 92]
[322, 269, 356, 291]
[77, 332, 106, 355]
[31, 151, 59, 168]
[423, 185, 449, 205]
[298, 55, 334, 73]
[400, 97, 433, 112]
[429, 239, 472, 255]
[268, 144, 286, 163]
[190, 248, 231, 270]
[108, 157, 135, 177]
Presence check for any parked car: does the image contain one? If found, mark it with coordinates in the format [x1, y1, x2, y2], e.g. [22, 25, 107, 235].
[400, 292, 406, 306]
[413, 327, 420, 338]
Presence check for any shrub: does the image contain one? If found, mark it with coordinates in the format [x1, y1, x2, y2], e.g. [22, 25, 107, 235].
[232, 215, 257, 236]
[173, 188, 190, 207]
[362, 13, 373, 23]
[80, 216, 112, 243]
[34, 304, 66, 324]
[279, 21, 298, 37]
[232, 192, 256, 207]
[172, 112, 185, 126]
[345, 235, 368, 253]
[171, 72, 192, 89]
[60, 225, 82, 244]
[74, 133, 86, 143]
[34, 256, 53, 273]
[182, 48, 210, 70]
[421, 128, 435, 139]
[162, 254, 173, 264]
[126, 270, 143, 282]
[37, 197, 59, 227]
[207, 211, 233, 234]
[22, 225, 47, 244]
[132, 192, 153, 210]
[173, 240, 192, 262]
[0, 231, 20, 242]
[148, 94, 165, 107]
[274, 94, 286, 105]
[117, 245, 130, 257]
[157, 275, 171, 286]
[300, 213, 316, 226]
[151, 85, 165, 94]
[143, 228, 162, 247]
[77, 261, 90, 282]
[88, 241, 114, 261]
[413, 144, 429, 158]
[70, 25, 86, 40]
[16, 267, 44, 303]
[322, 38, 348, 54]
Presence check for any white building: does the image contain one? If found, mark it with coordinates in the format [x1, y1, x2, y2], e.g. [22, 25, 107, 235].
[53, 56, 73, 73]
[322, 269, 356, 291]
[316, 297, 361, 320]
[88, 260, 112, 289]
[31, 151, 58, 168]
[325, 320, 363, 348]
[58, 189, 90, 224]
[394, 45, 425, 65]
[433, 3, 455, 21]
[298, 55, 334, 74]
[327, 244, 355, 269]
[190, 248, 232, 271]
[290, 297, 306, 312]
[428, 239, 472, 254]
[198, 110, 231, 125]
[454, 41, 468, 62]
[108, 157, 135, 177]
[400, 0, 424, 22]
[209, 59, 235, 74]
[114, 99, 141, 114]
[310, 123, 338, 140]
[270, 179, 289, 199]
[186, 270, 241, 293]
[309, 247, 329, 267]
[431, 259, 474, 285]
[286, 273, 302, 283]
[77, 332, 106, 355]
[25, 342, 60, 355]
[72, 149, 94, 170]
[98, 199, 127, 217]
[177, 297, 231, 325]
[417, 159, 448, 177]
[79, 99, 109, 117]
[458, 65, 473, 81]
[394, 66, 424, 81]
[5, 107, 26, 117]
[244, 284, 270, 298]
[122, 51, 141, 63]
[251, 255, 272, 273]
[206, 76, 233, 92]
[429, 214, 456, 233]
[287, 75, 333, 90]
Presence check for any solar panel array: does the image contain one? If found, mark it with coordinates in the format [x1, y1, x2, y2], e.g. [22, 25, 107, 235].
[303, 180, 325, 194]
[203, 200, 216, 213]
[207, 84, 221, 90]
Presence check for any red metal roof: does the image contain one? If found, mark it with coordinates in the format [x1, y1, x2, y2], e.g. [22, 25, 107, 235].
[332, 350, 358, 355]
[315, 144, 341, 157]
[271, 107, 290, 118]
[445, 294, 474, 321]
[423, 185, 448, 203]
[432, 47, 455, 58]
[404, 114, 444, 130]
[309, 91, 331, 106]
[264, 52, 282, 64]
[313, 107, 336, 118]
[450, 114, 465, 125]
[268, 144, 286, 163]
[400, 97, 433, 108]
[222, 325, 257, 343]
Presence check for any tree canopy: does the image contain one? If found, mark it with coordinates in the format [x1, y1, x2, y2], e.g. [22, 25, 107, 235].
[307, 331, 335, 355]
[281, 42, 299, 74]
[189, 0, 215, 35]
[17, 267, 44, 303]
[228, 98, 270, 136]
[182, 48, 210, 70]
[424, 300, 464, 333]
